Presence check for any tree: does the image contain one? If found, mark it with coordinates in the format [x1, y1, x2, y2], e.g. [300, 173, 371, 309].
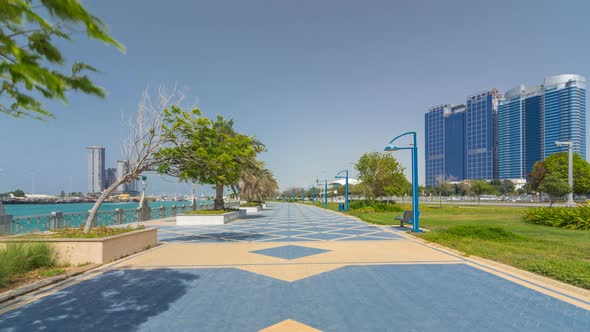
[238, 162, 278, 203]
[499, 180, 515, 195]
[1, 0, 124, 119]
[355, 152, 410, 199]
[157, 107, 264, 210]
[529, 152, 590, 195]
[83, 87, 183, 233]
[538, 173, 571, 207]
[12, 189, 25, 197]
[470, 180, 498, 204]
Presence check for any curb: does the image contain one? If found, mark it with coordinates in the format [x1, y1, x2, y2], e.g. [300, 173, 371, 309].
[0, 264, 99, 304]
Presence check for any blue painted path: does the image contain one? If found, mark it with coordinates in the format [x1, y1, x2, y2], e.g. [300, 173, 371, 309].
[0, 203, 589, 331]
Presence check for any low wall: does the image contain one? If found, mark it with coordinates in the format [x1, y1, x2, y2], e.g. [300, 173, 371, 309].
[0, 228, 157, 265]
[176, 211, 243, 225]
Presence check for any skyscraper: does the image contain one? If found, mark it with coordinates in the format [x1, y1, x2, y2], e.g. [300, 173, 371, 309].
[498, 85, 542, 179]
[465, 89, 501, 181]
[116, 160, 129, 193]
[498, 74, 586, 180]
[542, 75, 586, 159]
[87, 146, 105, 194]
[106, 168, 117, 189]
[425, 104, 466, 187]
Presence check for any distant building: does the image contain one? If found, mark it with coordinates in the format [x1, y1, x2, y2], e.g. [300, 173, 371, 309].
[106, 168, 117, 189]
[465, 89, 502, 181]
[498, 74, 587, 180]
[116, 160, 129, 193]
[424, 104, 466, 187]
[87, 146, 105, 194]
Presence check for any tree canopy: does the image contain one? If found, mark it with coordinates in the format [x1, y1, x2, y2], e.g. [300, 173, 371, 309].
[537, 173, 570, 206]
[354, 152, 410, 199]
[1, 0, 124, 119]
[529, 152, 590, 195]
[157, 106, 265, 209]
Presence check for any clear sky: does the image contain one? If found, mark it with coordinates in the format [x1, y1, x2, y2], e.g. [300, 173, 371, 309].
[1, 0, 589, 196]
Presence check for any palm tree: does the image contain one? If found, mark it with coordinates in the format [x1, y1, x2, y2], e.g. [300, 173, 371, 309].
[238, 162, 279, 203]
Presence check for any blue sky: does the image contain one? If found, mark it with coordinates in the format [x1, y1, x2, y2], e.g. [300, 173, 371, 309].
[1, 0, 589, 195]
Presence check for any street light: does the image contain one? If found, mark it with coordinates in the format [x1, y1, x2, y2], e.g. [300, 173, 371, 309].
[335, 170, 349, 212]
[384, 131, 421, 232]
[317, 180, 328, 208]
[555, 141, 575, 206]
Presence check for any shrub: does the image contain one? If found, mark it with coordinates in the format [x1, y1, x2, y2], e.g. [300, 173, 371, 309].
[0, 243, 55, 287]
[348, 200, 404, 213]
[523, 206, 590, 230]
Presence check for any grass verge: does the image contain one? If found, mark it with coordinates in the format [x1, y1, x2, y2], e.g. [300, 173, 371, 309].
[318, 202, 590, 289]
[0, 243, 56, 288]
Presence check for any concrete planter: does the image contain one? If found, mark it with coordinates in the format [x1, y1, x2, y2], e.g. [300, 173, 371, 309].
[176, 210, 243, 226]
[239, 206, 261, 215]
[261, 203, 267, 209]
[0, 228, 157, 265]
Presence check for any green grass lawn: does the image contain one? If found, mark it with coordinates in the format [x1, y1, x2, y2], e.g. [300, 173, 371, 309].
[317, 202, 590, 289]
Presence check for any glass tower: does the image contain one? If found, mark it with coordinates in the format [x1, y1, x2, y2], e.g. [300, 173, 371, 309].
[425, 106, 445, 187]
[542, 75, 586, 159]
[87, 146, 105, 194]
[425, 104, 465, 187]
[465, 89, 501, 180]
[498, 85, 543, 179]
[498, 74, 586, 180]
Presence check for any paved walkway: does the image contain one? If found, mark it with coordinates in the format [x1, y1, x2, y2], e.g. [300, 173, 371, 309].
[1, 203, 589, 331]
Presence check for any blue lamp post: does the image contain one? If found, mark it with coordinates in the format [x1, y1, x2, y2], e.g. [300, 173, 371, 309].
[384, 131, 421, 232]
[335, 170, 349, 212]
[317, 180, 328, 208]
[301, 188, 305, 203]
[311, 186, 316, 205]
[291, 191, 295, 202]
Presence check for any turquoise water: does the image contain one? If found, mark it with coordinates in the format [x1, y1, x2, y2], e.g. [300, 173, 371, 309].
[5, 200, 205, 217]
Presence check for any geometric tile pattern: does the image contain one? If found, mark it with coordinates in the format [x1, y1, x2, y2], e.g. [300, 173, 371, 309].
[250, 245, 330, 260]
[157, 203, 403, 243]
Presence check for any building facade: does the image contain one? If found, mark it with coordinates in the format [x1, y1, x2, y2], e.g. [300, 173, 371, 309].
[465, 89, 501, 181]
[424, 104, 466, 187]
[116, 160, 129, 193]
[498, 74, 586, 180]
[542, 75, 586, 159]
[87, 146, 105, 194]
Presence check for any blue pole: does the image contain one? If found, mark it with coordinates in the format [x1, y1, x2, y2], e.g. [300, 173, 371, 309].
[312, 187, 316, 205]
[411, 132, 421, 232]
[302, 188, 305, 203]
[291, 192, 294, 202]
[324, 182, 328, 208]
[345, 170, 349, 212]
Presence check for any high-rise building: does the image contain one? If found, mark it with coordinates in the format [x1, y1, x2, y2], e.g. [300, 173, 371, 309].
[106, 168, 117, 189]
[424, 104, 466, 187]
[542, 75, 586, 159]
[498, 85, 543, 179]
[87, 146, 105, 194]
[425, 105, 445, 187]
[465, 89, 501, 181]
[116, 160, 129, 193]
[498, 74, 586, 180]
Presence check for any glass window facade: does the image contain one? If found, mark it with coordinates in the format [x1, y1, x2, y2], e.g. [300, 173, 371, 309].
[543, 81, 586, 159]
[445, 108, 465, 181]
[465, 91, 500, 180]
[425, 106, 445, 187]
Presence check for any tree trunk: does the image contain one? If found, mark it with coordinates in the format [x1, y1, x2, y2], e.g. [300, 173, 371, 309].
[84, 175, 131, 233]
[214, 183, 225, 210]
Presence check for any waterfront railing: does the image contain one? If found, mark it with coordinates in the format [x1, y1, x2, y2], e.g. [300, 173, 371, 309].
[8, 201, 240, 235]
